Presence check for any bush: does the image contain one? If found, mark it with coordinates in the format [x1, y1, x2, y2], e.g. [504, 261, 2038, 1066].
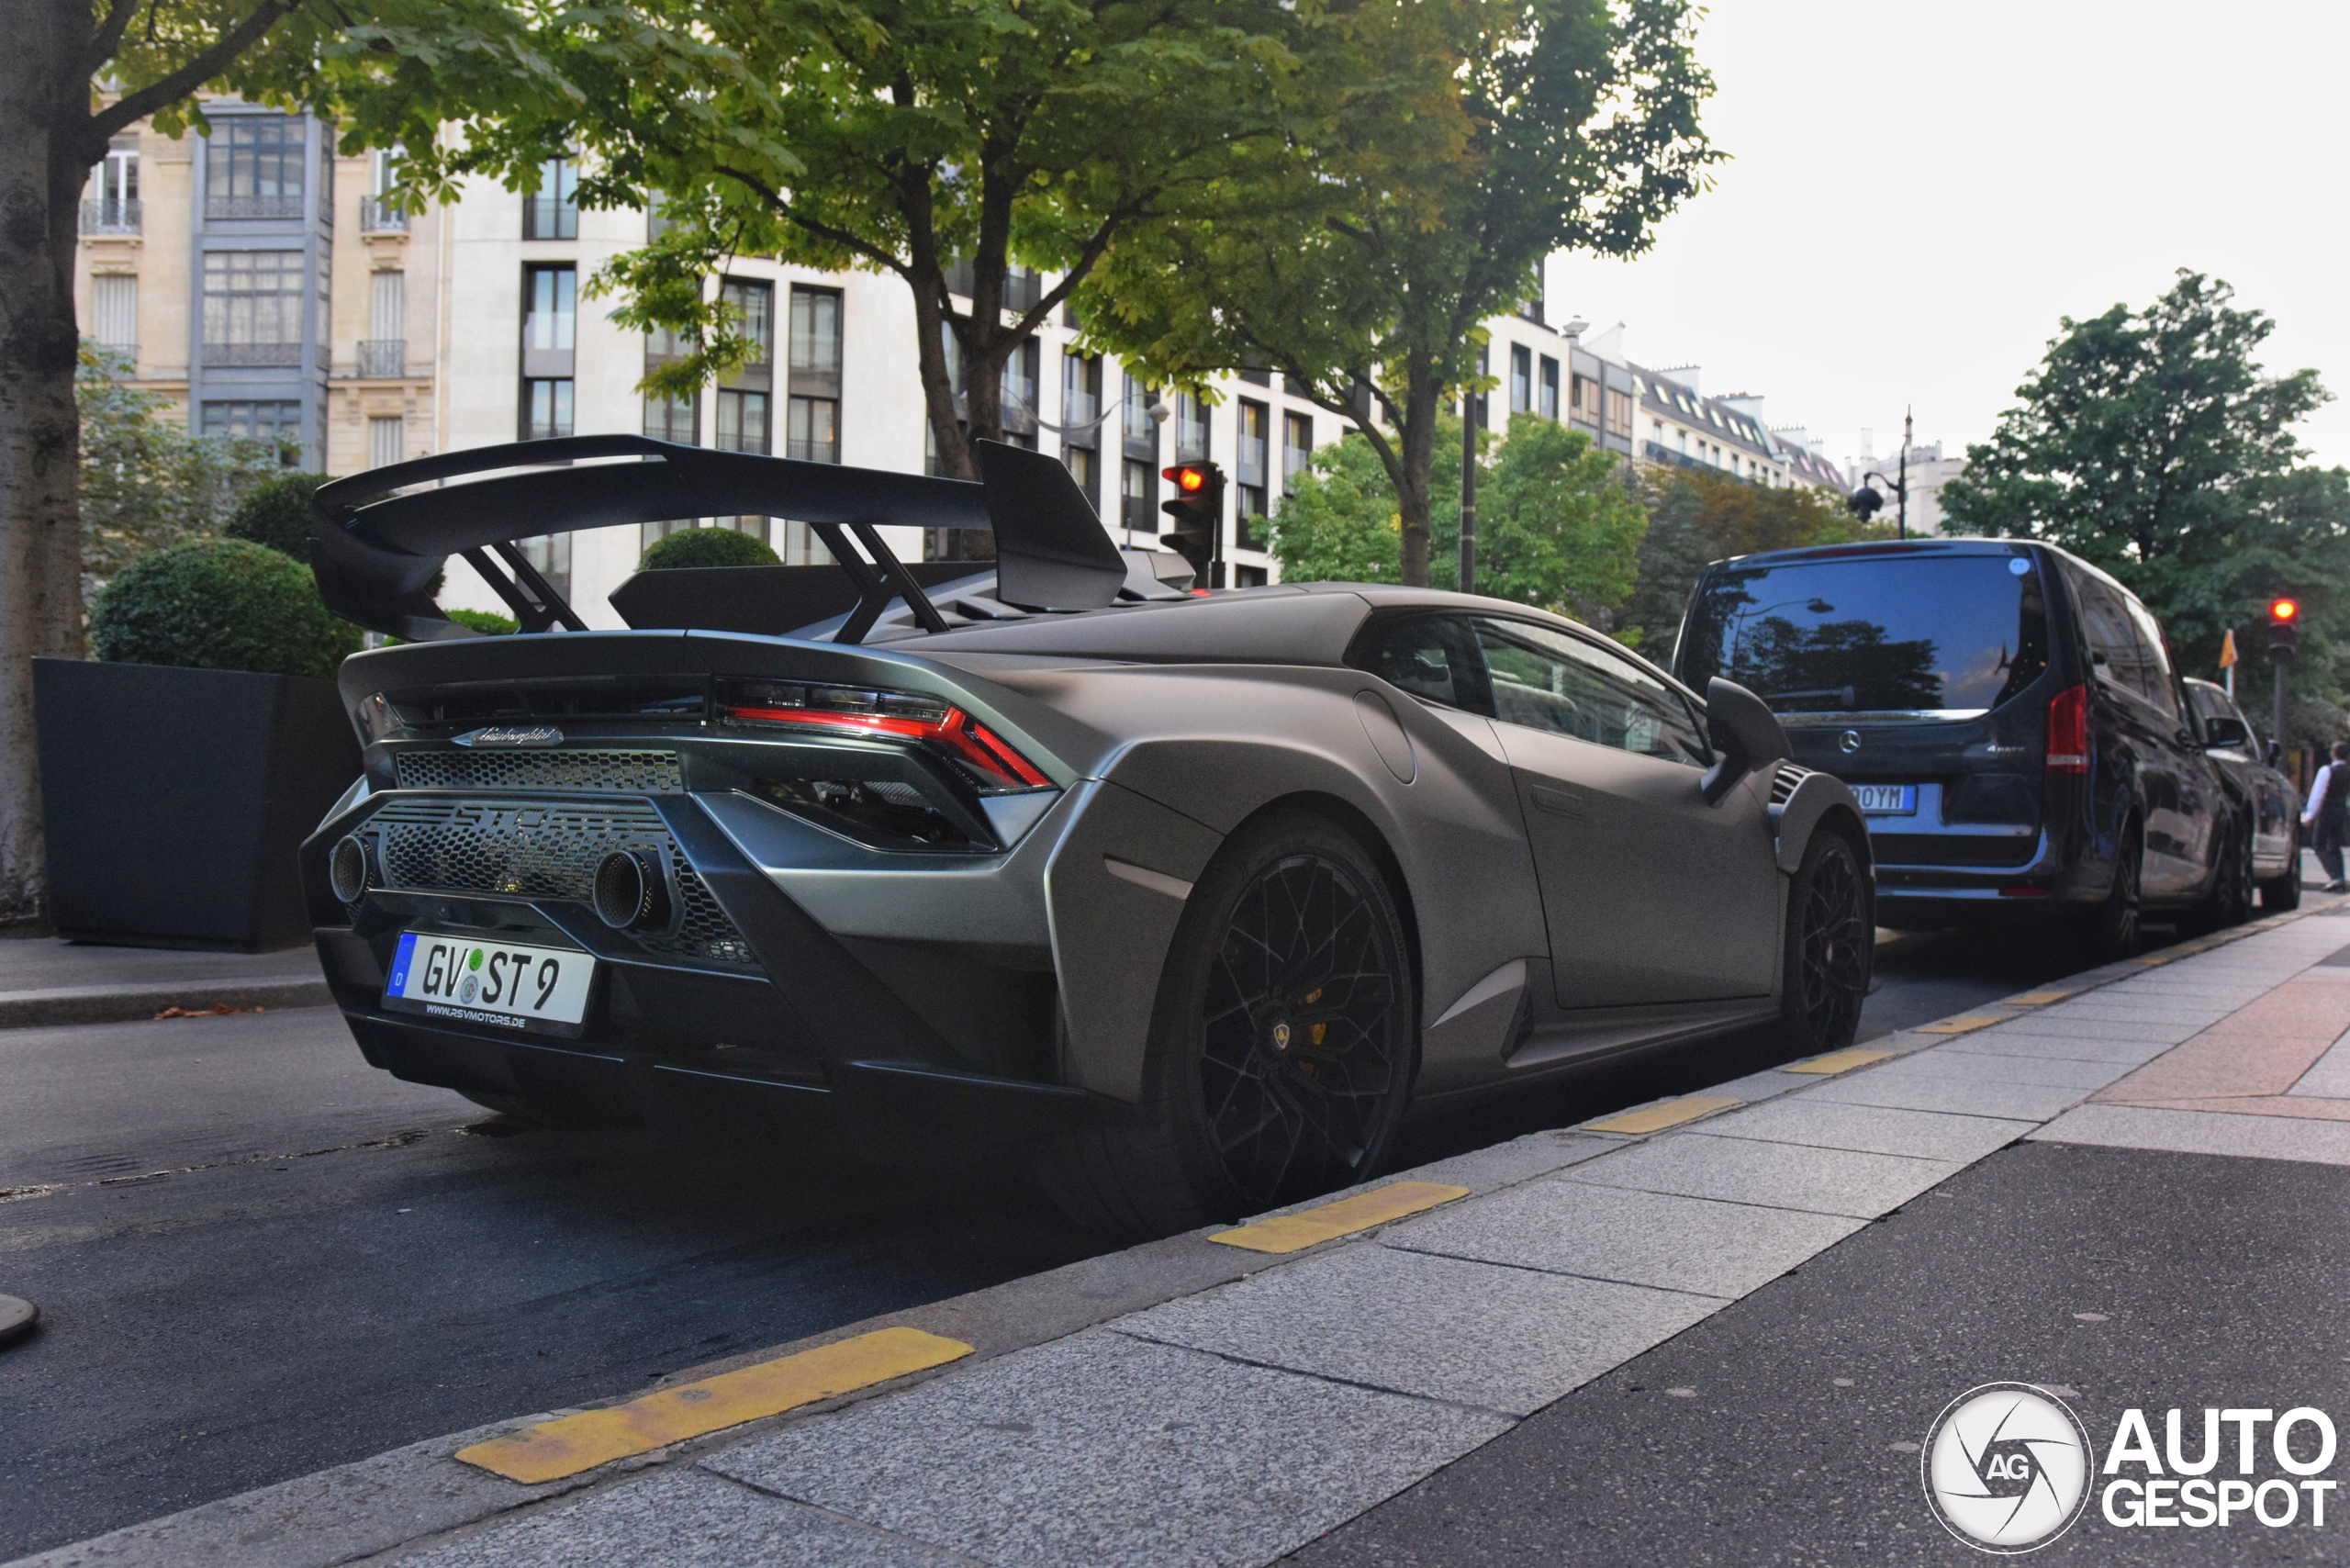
[446, 608, 520, 635]
[641, 526, 780, 570]
[91, 539, 363, 680]
[223, 473, 330, 560]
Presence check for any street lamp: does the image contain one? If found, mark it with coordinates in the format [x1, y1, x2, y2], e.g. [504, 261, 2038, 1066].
[1847, 408, 1916, 540]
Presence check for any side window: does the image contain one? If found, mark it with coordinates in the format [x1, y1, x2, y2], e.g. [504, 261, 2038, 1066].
[1350, 614, 1489, 711]
[2073, 577, 2151, 704]
[1472, 617, 1707, 767]
[2120, 595, 2183, 723]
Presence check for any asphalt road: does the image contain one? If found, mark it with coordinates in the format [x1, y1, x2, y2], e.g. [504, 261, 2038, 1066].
[0, 920, 2201, 1559]
[1289, 1139, 2350, 1567]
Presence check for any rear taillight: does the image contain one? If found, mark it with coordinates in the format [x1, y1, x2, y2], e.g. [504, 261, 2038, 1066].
[2046, 684, 2088, 773]
[716, 679, 1051, 791]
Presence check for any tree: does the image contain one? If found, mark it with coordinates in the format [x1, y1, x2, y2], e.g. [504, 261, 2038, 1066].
[2, 0, 372, 926]
[1617, 465, 1886, 655]
[1942, 270, 2350, 722]
[1083, 0, 1716, 585]
[348, 0, 1300, 492]
[77, 344, 283, 588]
[1274, 413, 1647, 625]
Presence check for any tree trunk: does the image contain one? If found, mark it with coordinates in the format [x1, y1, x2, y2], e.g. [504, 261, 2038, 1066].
[0, 0, 95, 931]
[1393, 370, 1442, 588]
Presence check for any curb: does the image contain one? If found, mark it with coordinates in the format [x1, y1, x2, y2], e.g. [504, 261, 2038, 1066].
[0, 979, 333, 1032]
[12, 902, 2340, 1568]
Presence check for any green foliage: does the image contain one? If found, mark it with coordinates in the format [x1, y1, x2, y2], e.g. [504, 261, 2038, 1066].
[1941, 270, 2350, 729]
[224, 473, 329, 559]
[89, 540, 362, 680]
[76, 343, 283, 585]
[1618, 467, 1889, 656]
[445, 608, 519, 634]
[640, 527, 782, 570]
[1274, 415, 1647, 624]
[1084, 0, 1717, 583]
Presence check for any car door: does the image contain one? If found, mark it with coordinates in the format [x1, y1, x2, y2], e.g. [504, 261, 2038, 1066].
[2073, 577, 2189, 894]
[1467, 614, 1783, 1008]
[2119, 593, 2217, 895]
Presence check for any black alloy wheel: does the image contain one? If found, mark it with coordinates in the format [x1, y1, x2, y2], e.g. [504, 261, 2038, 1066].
[2208, 817, 2256, 930]
[1197, 851, 1405, 1206]
[1780, 832, 1870, 1054]
[2086, 820, 2143, 962]
[2262, 820, 2304, 912]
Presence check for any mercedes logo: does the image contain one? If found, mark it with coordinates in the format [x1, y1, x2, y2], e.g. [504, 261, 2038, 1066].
[1839, 730, 1863, 754]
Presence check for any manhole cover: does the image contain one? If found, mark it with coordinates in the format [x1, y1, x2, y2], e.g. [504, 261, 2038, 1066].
[0, 1294, 38, 1350]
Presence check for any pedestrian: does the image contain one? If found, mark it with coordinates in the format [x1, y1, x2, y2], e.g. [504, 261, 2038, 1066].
[2304, 741, 2350, 893]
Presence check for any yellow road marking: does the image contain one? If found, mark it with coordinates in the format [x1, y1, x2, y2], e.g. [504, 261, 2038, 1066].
[1210, 1180, 1468, 1254]
[1785, 1047, 1895, 1075]
[1583, 1094, 1741, 1136]
[2011, 990, 2074, 1006]
[1917, 1014, 2004, 1035]
[454, 1327, 972, 1484]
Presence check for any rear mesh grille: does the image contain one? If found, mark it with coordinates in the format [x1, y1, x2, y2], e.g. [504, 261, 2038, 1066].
[365, 797, 758, 968]
[393, 749, 684, 793]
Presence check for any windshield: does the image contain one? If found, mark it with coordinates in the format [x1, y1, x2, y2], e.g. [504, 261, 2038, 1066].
[1677, 554, 2048, 717]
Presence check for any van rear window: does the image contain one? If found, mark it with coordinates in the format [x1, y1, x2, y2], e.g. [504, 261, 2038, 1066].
[1677, 554, 2048, 716]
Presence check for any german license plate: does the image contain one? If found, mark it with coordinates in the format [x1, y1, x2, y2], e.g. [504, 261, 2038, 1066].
[384, 932, 595, 1036]
[1852, 784, 1918, 816]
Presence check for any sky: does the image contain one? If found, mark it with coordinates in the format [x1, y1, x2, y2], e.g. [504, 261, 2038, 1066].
[1543, 0, 2350, 478]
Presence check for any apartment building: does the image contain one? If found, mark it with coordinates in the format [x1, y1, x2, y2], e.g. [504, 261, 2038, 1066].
[75, 109, 1848, 628]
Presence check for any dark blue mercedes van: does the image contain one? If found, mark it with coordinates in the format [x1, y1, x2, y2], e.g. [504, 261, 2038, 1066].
[1672, 538, 2264, 956]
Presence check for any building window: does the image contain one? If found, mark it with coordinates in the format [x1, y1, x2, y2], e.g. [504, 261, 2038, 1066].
[1606, 384, 1633, 441]
[522, 378, 573, 440]
[522, 154, 577, 240]
[1509, 345, 1532, 415]
[1174, 391, 1208, 462]
[201, 399, 304, 463]
[722, 278, 774, 371]
[358, 269, 404, 377]
[361, 149, 407, 232]
[1570, 373, 1599, 426]
[1282, 412, 1312, 497]
[207, 116, 304, 219]
[1539, 356, 1560, 421]
[720, 389, 772, 454]
[1062, 352, 1102, 431]
[83, 136, 140, 233]
[202, 250, 304, 364]
[90, 274, 137, 352]
[785, 395, 838, 462]
[1122, 456, 1156, 541]
[1002, 339, 1040, 430]
[643, 392, 699, 442]
[788, 286, 837, 375]
[1236, 399, 1269, 547]
[1234, 564, 1268, 588]
[367, 416, 404, 469]
[1123, 374, 1156, 450]
[1064, 445, 1097, 509]
[516, 533, 570, 602]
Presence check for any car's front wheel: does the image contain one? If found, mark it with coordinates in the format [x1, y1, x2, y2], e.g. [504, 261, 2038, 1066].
[1035, 810, 1416, 1239]
[1777, 830, 1871, 1057]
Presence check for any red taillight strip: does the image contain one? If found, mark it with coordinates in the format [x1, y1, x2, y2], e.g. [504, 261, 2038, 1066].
[2046, 684, 2088, 773]
[722, 703, 1051, 790]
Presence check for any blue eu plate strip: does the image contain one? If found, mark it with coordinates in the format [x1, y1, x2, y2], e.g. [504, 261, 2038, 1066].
[386, 932, 417, 997]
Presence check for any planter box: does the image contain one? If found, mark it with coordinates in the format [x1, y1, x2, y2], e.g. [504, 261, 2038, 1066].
[33, 658, 361, 951]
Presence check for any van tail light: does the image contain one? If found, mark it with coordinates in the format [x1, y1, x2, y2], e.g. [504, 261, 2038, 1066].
[2046, 684, 2088, 773]
[716, 678, 1052, 791]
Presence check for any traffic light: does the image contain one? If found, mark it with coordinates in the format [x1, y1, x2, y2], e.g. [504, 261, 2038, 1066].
[2268, 596, 2300, 664]
[1159, 462, 1225, 581]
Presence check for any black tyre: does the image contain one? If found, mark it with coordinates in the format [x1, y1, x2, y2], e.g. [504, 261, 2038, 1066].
[1778, 830, 1871, 1056]
[2188, 816, 2256, 934]
[2261, 821, 2303, 912]
[2081, 818, 2144, 962]
[1036, 811, 1416, 1239]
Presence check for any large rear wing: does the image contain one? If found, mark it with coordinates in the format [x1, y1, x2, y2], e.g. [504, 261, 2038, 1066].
[308, 434, 1131, 644]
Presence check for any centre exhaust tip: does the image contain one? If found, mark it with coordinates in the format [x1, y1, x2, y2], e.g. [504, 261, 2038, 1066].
[593, 849, 673, 931]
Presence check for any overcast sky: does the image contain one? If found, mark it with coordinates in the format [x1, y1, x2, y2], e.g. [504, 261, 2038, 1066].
[1544, 0, 2350, 478]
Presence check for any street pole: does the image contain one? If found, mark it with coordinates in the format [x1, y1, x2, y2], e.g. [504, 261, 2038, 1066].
[1460, 393, 1478, 595]
[1897, 408, 1911, 541]
[2275, 657, 2292, 780]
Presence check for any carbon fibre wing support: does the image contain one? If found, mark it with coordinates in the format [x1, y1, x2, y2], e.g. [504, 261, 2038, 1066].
[307, 435, 1038, 644]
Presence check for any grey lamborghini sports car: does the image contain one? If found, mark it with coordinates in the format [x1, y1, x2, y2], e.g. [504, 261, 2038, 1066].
[302, 434, 1873, 1236]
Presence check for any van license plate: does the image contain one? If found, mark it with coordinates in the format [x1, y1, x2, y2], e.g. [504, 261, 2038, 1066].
[384, 932, 594, 1036]
[1852, 784, 1917, 816]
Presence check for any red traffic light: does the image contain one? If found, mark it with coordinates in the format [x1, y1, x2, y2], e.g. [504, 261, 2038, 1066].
[1163, 465, 1208, 493]
[2270, 597, 2300, 623]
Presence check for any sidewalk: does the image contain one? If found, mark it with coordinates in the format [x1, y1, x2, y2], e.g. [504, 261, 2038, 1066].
[0, 938, 328, 1029]
[17, 902, 2350, 1568]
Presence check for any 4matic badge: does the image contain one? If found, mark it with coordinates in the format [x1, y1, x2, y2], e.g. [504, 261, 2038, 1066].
[1922, 1383, 2094, 1553]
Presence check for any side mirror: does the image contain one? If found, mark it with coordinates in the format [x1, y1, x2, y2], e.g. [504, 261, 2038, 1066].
[2204, 715, 2251, 750]
[1702, 678, 1793, 806]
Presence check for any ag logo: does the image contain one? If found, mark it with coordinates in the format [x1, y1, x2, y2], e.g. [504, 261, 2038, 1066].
[1923, 1383, 2094, 1553]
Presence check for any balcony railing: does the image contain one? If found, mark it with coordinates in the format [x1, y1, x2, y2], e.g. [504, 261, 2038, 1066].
[207, 194, 304, 220]
[206, 341, 302, 366]
[80, 198, 140, 235]
[359, 199, 408, 234]
[356, 339, 406, 378]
